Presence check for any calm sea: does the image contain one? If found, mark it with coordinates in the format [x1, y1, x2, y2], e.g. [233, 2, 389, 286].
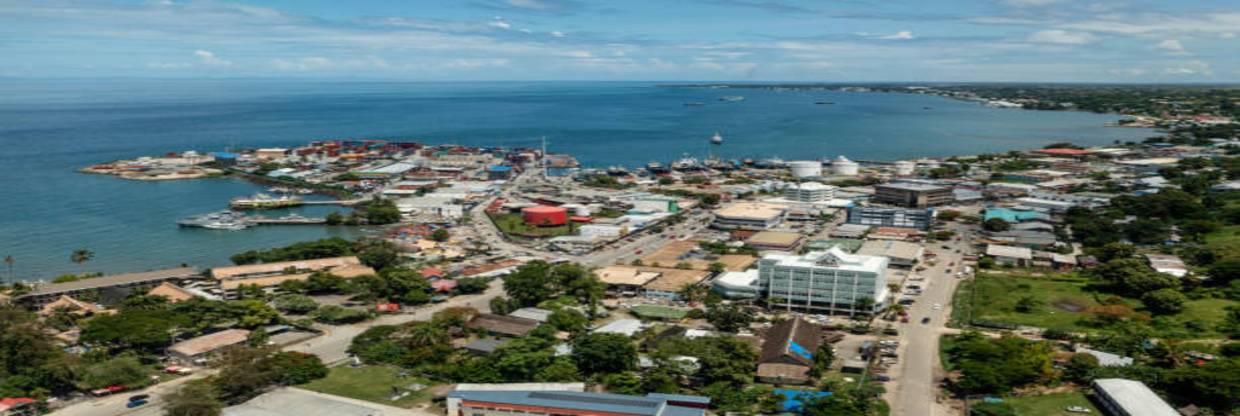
[0, 80, 1155, 280]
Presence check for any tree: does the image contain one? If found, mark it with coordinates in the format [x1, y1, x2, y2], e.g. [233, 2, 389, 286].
[572, 333, 636, 376]
[1163, 357, 1240, 413]
[813, 343, 835, 376]
[982, 218, 1010, 232]
[602, 372, 642, 395]
[705, 302, 753, 333]
[1064, 353, 1100, 382]
[1014, 296, 1041, 313]
[503, 261, 555, 306]
[266, 352, 328, 385]
[361, 198, 402, 225]
[75, 355, 151, 390]
[70, 248, 94, 272]
[1141, 288, 1187, 315]
[679, 283, 709, 304]
[1091, 258, 1179, 296]
[431, 228, 450, 242]
[2, 255, 12, 282]
[708, 262, 727, 274]
[1208, 258, 1240, 285]
[548, 309, 589, 333]
[1094, 242, 1136, 263]
[163, 381, 223, 416]
[356, 239, 401, 270]
[324, 212, 344, 226]
[310, 305, 370, 324]
[80, 310, 179, 352]
[455, 277, 489, 294]
[272, 294, 318, 314]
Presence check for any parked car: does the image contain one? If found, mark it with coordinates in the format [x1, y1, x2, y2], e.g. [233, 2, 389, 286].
[128, 394, 150, 402]
[921, 317, 931, 324]
[91, 385, 126, 397]
[1065, 406, 1092, 413]
[126, 400, 148, 409]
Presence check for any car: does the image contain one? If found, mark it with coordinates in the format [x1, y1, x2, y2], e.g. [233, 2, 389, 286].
[129, 394, 150, 402]
[1065, 406, 1092, 413]
[921, 317, 931, 324]
[873, 375, 891, 382]
[932, 303, 943, 310]
[126, 400, 148, 409]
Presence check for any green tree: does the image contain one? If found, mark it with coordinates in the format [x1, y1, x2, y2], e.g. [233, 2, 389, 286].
[70, 248, 94, 273]
[602, 372, 642, 395]
[705, 302, 753, 333]
[272, 294, 319, 314]
[548, 309, 589, 333]
[75, 355, 151, 390]
[503, 261, 555, 306]
[310, 305, 370, 324]
[1091, 258, 1179, 296]
[163, 381, 223, 416]
[356, 239, 401, 270]
[431, 228, 450, 242]
[324, 212, 344, 226]
[572, 333, 636, 376]
[708, 262, 727, 274]
[1094, 242, 1137, 262]
[1014, 296, 1041, 313]
[812, 342, 835, 376]
[982, 218, 1010, 232]
[455, 277, 489, 294]
[1064, 352, 1100, 382]
[80, 310, 180, 352]
[1141, 288, 1187, 315]
[1208, 258, 1240, 285]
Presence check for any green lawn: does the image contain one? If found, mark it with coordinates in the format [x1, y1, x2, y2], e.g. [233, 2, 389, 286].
[1005, 392, 1100, 416]
[299, 365, 436, 408]
[952, 272, 1102, 332]
[630, 305, 690, 320]
[489, 213, 573, 238]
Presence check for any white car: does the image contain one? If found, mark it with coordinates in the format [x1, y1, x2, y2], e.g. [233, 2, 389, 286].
[1065, 406, 1092, 413]
[932, 303, 943, 310]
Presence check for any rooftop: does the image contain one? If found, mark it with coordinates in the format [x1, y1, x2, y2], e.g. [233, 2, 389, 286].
[746, 231, 805, 247]
[211, 256, 363, 280]
[857, 240, 925, 261]
[1092, 378, 1178, 416]
[714, 202, 788, 221]
[448, 390, 709, 416]
[986, 244, 1033, 260]
[760, 248, 888, 274]
[168, 329, 250, 357]
[595, 266, 661, 286]
[19, 267, 198, 299]
[877, 182, 949, 192]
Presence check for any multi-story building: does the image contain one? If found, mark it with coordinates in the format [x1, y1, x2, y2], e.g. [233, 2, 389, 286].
[757, 248, 889, 315]
[873, 182, 952, 207]
[846, 206, 934, 230]
[783, 182, 836, 203]
[712, 202, 788, 230]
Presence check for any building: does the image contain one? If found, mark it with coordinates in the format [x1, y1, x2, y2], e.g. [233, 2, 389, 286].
[712, 202, 788, 230]
[224, 387, 402, 416]
[640, 268, 711, 300]
[873, 182, 952, 207]
[446, 390, 709, 416]
[1091, 379, 1178, 416]
[712, 269, 760, 299]
[756, 316, 822, 384]
[168, 329, 250, 363]
[468, 314, 540, 337]
[857, 240, 924, 268]
[745, 231, 805, 251]
[831, 156, 859, 176]
[1144, 254, 1189, 278]
[783, 182, 836, 203]
[38, 295, 108, 316]
[254, 148, 288, 159]
[984, 207, 1050, 223]
[487, 165, 514, 180]
[846, 206, 934, 230]
[595, 266, 660, 296]
[757, 248, 889, 314]
[986, 244, 1033, 267]
[16, 267, 199, 308]
[210, 257, 375, 299]
[788, 161, 822, 178]
[522, 205, 569, 227]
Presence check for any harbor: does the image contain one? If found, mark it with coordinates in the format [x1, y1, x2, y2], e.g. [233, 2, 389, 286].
[178, 211, 328, 230]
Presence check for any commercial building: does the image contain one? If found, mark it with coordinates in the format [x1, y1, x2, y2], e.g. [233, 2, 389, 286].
[857, 240, 924, 268]
[873, 182, 952, 207]
[16, 267, 199, 308]
[595, 266, 660, 296]
[522, 205, 569, 227]
[210, 257, 375, 299]
[846, 206, 934, 230]
[745, 231, 805, 251]
[757, 248, 889, 314]
[986, 244, 1033, 267]
[712, 202, 788, 230]
[1091, 378, 1178, 416]
[712, 270, 759, 299]
[446, 390, 710, 416]
[783, 182, 836, 203]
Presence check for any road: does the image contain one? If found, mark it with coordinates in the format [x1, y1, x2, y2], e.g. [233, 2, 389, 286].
[49, 372, 209, 416]
[886, 219, 974, 416]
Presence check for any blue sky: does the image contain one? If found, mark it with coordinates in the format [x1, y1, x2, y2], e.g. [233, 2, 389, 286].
[1, 0, 1237, 81]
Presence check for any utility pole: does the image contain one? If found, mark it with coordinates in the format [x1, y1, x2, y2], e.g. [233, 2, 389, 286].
[541, 136, 549, 179]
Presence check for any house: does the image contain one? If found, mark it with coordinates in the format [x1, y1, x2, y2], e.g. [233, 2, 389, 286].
[508, 307, 553, 323]
[986, 244, 1033, 267]
[468, 314, 540, 337]
[1092, 378, 1178, 416]
[146, 282, 201, 303]
[1144, 254, 1189, 278]
[594, 266, 660, 296]
[592, 319, 646, 337]
[167, 329, 250, 364]
[447, 390, 710, 416]
[38, 295, 108, 317]
[756, 317, 822, 385]
[463, 338, 508, 355]
[209, 256, 375, 299]
[745, 231, 805, 251]
[0, 398, 35, 415]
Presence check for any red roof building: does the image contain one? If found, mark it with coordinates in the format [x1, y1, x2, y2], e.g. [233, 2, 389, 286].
[431, 279, 458, 293]
[420, 267, 445, 280]
[0, 397, 35, 412]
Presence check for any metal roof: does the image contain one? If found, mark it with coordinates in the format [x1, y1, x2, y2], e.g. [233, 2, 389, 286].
[1092, 379, 1178, 416]
[19, 267, 198, 298]
[448, 390, 708, 416]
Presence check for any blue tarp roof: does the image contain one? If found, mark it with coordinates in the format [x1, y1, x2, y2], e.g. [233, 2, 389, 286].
[489, 165, 513, 171]
[775, 389, 832, 412]
[211, 152, 239, 158]
[789, 341, 813, 360]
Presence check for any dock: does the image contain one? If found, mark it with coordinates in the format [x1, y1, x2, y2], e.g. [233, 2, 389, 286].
[247, 216, 328, 225]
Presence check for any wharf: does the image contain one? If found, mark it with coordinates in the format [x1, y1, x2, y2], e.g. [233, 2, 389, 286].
[247, 217, 328, 225]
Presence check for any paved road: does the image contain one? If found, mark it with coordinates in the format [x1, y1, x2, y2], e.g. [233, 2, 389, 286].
[887, 221, 973, 416]
[49, 372, 209, 416]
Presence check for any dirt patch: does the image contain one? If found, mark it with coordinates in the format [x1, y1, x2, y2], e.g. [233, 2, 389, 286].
[1051, 298, 1088, 313]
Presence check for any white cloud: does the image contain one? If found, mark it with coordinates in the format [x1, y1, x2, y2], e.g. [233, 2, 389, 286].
[1026, 30, 1097, 45]
[550, 30, 565, 38]
[1163, 60, 1212, 76]
[146, 61, 189, 69]
[998, 0, 1066, 7]
[488, 17, 512, 30]
[1108, 68, 1149, 77]
[193, 50, 231, 66]
[272, 57, 332, 71]
[1155, 39, 1188, 55]
[880, 31, 915, 40]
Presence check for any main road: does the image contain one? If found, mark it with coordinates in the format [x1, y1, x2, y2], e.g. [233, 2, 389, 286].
[886, 219, 974, 416]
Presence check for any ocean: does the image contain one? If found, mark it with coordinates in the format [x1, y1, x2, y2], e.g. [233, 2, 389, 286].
[0, 80, 1156, 280]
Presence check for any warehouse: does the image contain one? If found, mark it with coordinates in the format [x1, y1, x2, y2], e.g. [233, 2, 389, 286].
[1091, 378, 1178, 416]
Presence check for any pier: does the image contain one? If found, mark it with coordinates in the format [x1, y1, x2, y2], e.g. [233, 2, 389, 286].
[247, 216, 328, 225]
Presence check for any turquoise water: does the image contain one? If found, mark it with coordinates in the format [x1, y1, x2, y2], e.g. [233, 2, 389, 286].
[0, 80, 1155, 280]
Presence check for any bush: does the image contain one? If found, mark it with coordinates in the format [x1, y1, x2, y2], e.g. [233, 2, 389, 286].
[272, 294, 319, 314]
[311, 305, 370, 324]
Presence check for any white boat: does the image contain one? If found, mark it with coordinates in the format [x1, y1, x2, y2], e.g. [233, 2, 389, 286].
[710, 132, 723, 145]
[719, 95, 745, 102]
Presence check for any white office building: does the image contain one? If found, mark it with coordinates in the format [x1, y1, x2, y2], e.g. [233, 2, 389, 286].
[783, 182, 837, 203]
[757, 248, 889, 315]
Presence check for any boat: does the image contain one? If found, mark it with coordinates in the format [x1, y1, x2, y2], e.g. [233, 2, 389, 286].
[683, 102, 705, 106]
[606, 166, 631, 177]
[179, 211, 252, 230]
[815, 101, 835, 105]
[719, 96, 745, 102]
[671, 154, 704, 172]
[923, 106, 933, 110]
[229, 193, 303, 210]
[705, 157, 735, 171]
[645, 161, 671, 175]
[710, 132, 723, 145]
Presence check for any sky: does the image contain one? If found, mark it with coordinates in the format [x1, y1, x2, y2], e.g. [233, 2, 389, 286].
[1, 0, 1238, 82]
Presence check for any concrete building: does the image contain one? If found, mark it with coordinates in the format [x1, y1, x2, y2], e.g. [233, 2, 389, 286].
[595, 266, 660, 296]
[783, 182, 836, 203]
[832, 156, 859, 176]
[745, 231, 805, 251]
[712, 202, 788, 230]
[873, 182, 952, 207]
[210, 257, 375, 299]
[986, 244, 1033, 267]
[846, 206, 934, 230]
[447, 390, 709, 416]
[1091, 378, 1178, 416]
[712, 270, 759, 299]
[757, 248, 890, 314]
[16, 267, 199, 308]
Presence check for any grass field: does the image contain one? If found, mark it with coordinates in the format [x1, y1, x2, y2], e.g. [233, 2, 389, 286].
[489, 213, 572, 238]
[1005, 392, 1099, 416]
[630, 305, 690, 320]
[952, 272, 1236, 338]
[299, 365, 436, 408]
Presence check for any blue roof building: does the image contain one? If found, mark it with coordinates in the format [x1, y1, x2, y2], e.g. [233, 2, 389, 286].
[984, 207, 1050, 223]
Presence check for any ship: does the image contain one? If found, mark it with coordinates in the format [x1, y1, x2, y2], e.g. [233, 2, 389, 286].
[671, 154, 704, 172]
[179, 211, 252, 230]
[606, 166, 631, 177]
[645, 161, 671, 175]
[704, 156, 735, 171]
[710, 132, 723, 145]
[815, 101, 835, 105]
[719, 95, 745, 102]
[229, 193, 303, 210]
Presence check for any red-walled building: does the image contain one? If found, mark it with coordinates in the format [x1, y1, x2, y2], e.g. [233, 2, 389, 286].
[522, 205, 569, 227]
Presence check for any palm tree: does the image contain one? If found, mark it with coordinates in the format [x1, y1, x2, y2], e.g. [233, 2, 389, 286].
[2, 255, 12, 283]
[70, 249, 94, 274]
